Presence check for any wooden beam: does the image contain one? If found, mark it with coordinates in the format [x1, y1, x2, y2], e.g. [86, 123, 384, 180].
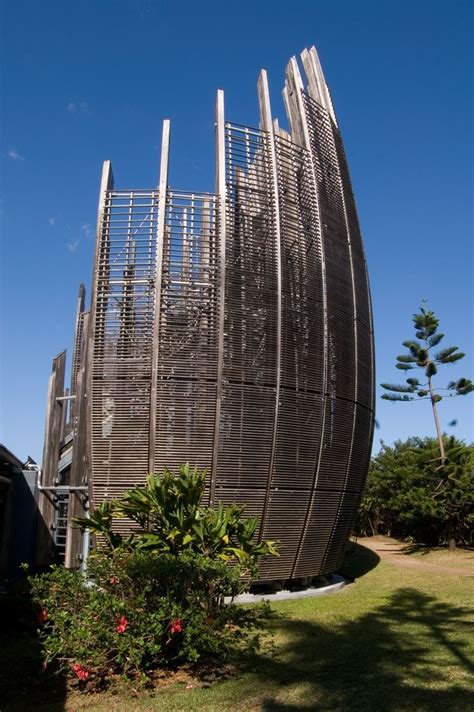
[87, 161, 114, 510]
[65, 312, 90, 569]
[301, 46, 338, 127]
[256, 69, 282, 540]
[149, 119, 171, 475]
[37, 350, 66, 565]
[283, 56, 330, 579]
[69, 283, 86, 428]
[209, 89, 226, 505]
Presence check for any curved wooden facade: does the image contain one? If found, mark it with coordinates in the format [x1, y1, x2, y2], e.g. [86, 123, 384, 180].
[41, 47, 374, 579]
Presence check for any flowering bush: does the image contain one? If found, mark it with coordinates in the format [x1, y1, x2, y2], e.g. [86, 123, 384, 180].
[27, 465, 276, 688]
[28, 539, 271, 687]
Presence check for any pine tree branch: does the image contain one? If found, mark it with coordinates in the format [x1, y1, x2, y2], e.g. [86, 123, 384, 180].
[381, 383, 416, 393]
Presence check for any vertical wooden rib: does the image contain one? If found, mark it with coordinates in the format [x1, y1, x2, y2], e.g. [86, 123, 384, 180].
[210, 90, 226, 505]
[283, 56, 330, 578]
[87, 160, 114, 508]
[149, 120, 171, 475]
[256, 69, 282, 539]
[302, 46, 359, 571]
[69, 283, 86, 428]
[37, 350, 67, 564]
[65, 311, 90, 568]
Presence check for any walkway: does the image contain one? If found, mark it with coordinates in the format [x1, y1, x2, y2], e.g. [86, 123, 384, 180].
[359, 536, 474, 577]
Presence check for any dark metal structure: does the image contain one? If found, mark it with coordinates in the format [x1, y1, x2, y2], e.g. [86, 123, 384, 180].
[0, 445, 40, 580]
[39, 47, 374, 579]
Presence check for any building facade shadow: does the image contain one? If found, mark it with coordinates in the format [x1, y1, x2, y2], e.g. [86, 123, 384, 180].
[338, 541, 381, 580]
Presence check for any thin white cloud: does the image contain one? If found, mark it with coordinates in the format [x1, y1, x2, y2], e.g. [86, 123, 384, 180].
[8, 148, 25, 161]
[68, 100, 90, 115]
[48, 216, 55, 226]
[81, 223, 92, 238]
[67, 239, 79, 253]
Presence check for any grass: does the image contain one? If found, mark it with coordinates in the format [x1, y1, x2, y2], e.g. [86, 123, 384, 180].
[1, 540, 473, 712]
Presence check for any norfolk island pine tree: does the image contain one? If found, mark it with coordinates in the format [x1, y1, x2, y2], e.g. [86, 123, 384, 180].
[380, 305, 473, 548]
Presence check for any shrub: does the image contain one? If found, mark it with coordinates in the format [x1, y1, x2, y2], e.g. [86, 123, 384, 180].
[358, 436, 474, 546]
[75, 464, 278, 571]
[28, 465, 277, 688]
[28, 549, 271, 687]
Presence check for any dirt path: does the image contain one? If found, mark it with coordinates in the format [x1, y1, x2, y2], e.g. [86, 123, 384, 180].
[359, 537, 474, 577]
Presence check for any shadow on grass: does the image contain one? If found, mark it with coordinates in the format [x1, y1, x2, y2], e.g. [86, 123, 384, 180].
[257, 588, 474, 712]
[0, 585, 67, 711]
[338, 541, 381, 581]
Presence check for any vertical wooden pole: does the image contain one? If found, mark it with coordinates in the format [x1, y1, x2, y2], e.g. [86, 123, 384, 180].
[37, 350, 67, 565]
[87, 161, 114, 510]
[301, 46, 337, 127]
[301, 47, 362, 570]
[283, 57, 330, 578]
[65, 312, 90, 568]
[256, 69, 282, 539]
[59, 388, 69, 443]
[69, 283, 86, 427]
[149, 120, 170, 475]
[210, 90, 226, 505]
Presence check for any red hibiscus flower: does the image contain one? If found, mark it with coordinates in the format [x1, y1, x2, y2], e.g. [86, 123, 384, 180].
[72, 663, 89, 681]
[109, 576, 119, 585]
[116, 615, 129, 633]
[37, 607, 48, 624]
[170, 618, 183, 635]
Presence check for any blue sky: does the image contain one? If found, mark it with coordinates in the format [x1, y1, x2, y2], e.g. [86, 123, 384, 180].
[1, 0, 473, 462]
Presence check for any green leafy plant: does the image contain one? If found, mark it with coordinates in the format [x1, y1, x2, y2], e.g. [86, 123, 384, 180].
[75, 464, 278, 571]
[381, 304, 472, 466]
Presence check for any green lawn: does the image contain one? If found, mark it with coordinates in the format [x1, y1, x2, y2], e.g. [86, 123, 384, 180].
[2, 541, 473, 712]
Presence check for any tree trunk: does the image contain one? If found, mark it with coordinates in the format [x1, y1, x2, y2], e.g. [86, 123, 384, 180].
[448, 537, 456, 552]
[428, 376, 446, 466]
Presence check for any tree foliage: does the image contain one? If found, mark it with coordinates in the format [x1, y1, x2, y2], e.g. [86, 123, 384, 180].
[381, 305, 473, 465]
[358, 436, 474, 546]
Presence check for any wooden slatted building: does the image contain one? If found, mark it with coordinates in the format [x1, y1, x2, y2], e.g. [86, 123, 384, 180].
[38, 47, 374, 579]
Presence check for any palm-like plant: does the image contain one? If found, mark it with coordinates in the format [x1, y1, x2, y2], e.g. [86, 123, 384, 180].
[75, 464, 278, 570]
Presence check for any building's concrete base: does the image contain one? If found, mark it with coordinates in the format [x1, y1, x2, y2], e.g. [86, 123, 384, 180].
[227, 573, 349, 604]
